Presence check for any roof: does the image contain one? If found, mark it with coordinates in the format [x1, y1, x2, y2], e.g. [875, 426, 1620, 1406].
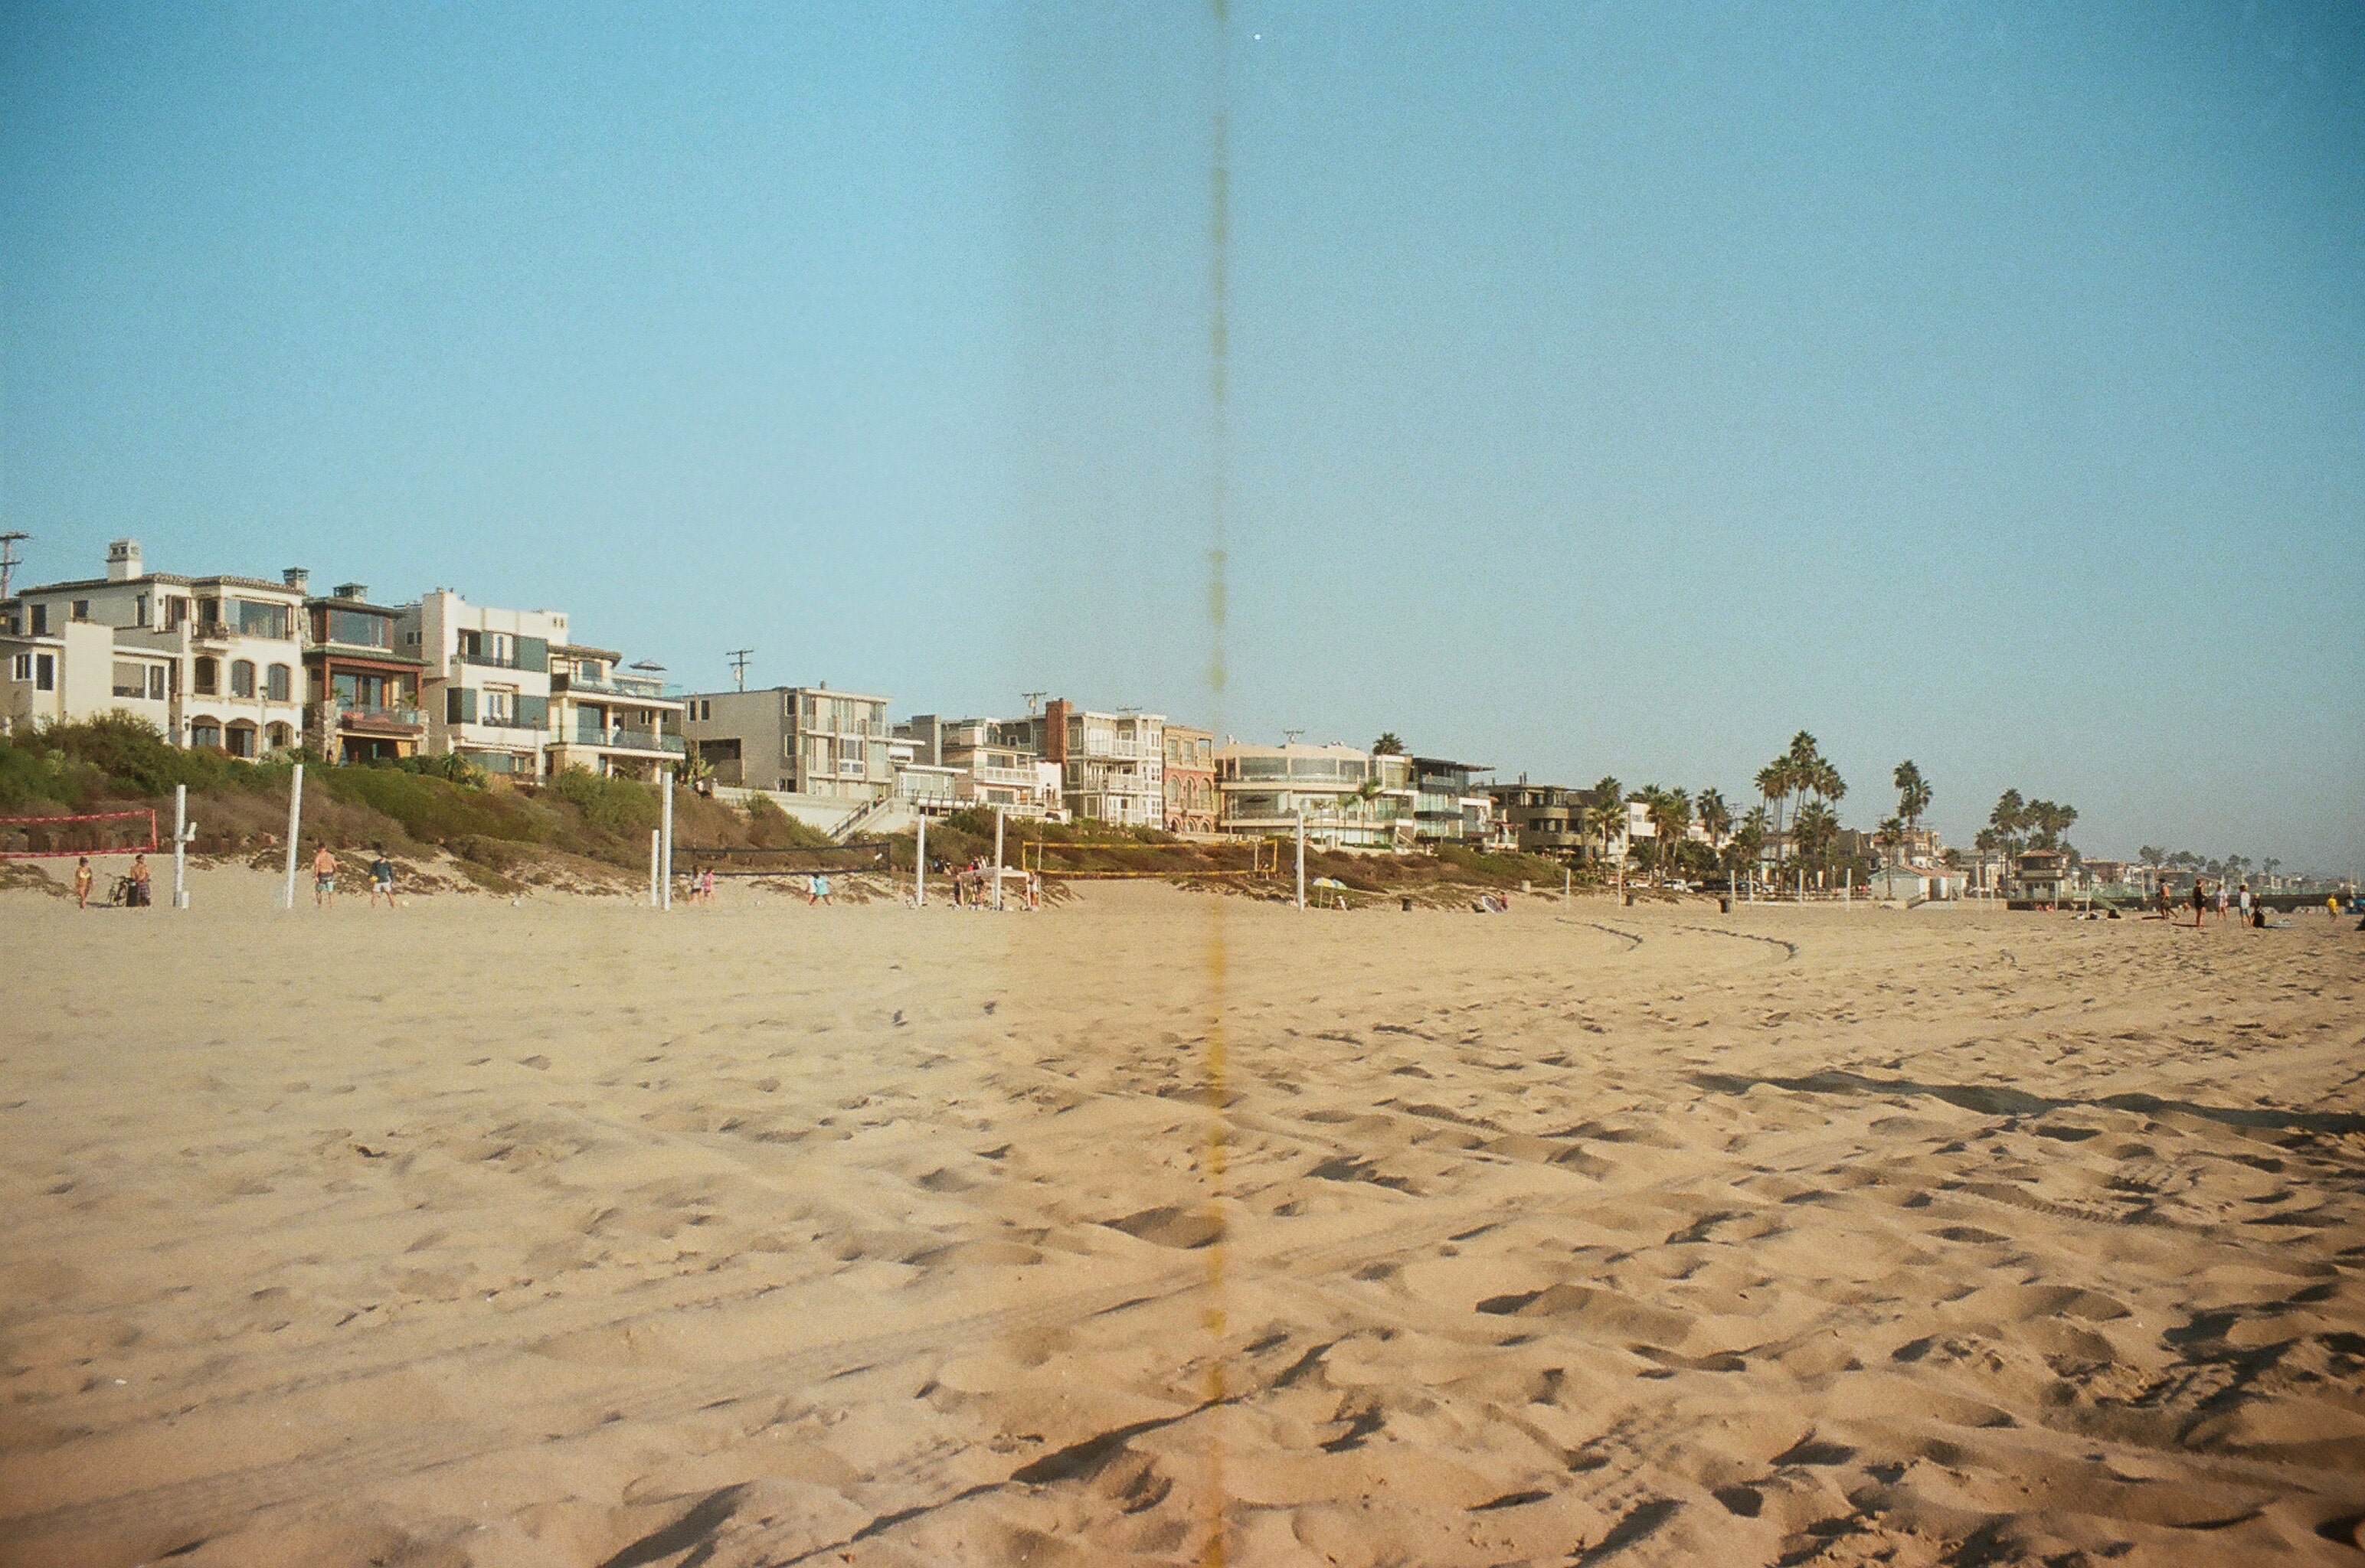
[1411, 755, 1493, 773]
[21, 571, 302, 596]
[307, 594, 404, 614]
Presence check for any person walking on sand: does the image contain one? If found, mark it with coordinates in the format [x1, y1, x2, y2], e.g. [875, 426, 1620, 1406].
[700, 865, 716, 904]
[312, 844, 338, 908]
[72, 855, 93, 910]
[2190, 878, 2208, 929]
[809, 871, 832, 907]
[368, 847, 396, 909]
[2215, 881, 2229, 923]
[2237, 883, 2252, 926]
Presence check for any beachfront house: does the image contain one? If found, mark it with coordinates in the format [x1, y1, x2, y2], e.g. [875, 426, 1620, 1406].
[1411, 756, 1492, 844]
[399, 590, 563, 778]
[1483, 780, 1598, 861]
[545, 646, 685, 780]
[304, 583, 426, 764]
[3, 540, 301, 756]
[993, 699, 1165, 826]
[1163, 724, 1217, 835]
[680, 684, 892, 802]
[1215, 740, 1411, 848]
[2008, 848, 2072, 906]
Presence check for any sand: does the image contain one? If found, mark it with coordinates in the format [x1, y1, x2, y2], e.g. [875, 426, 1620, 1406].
[2, 874, 2361, 1566]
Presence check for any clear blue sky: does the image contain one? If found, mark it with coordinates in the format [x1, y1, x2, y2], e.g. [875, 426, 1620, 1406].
[5, 3, 2360, 870]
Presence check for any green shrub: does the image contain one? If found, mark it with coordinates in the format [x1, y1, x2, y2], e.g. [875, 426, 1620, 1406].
[322, 765, 547, 844]
[550, 766, 659, 837]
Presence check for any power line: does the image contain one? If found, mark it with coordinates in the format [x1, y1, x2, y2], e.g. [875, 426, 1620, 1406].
[726, 648, 754, 693]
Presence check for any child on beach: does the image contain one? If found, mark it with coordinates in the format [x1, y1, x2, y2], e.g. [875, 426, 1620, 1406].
[369, 848, 396, 909]
[809, 871, 832, 907]
[128, 854, 151, 907]
[73, 856, 93, 910]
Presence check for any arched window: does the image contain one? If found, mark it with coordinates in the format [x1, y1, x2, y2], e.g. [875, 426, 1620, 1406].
[265, 721, 293, 751]
[224, 721, 257, 758]
[230, 660, 257, 697]
[194, 657, 219, 695]
[265, 664, 291, 702]
[191, 720, 222, 750]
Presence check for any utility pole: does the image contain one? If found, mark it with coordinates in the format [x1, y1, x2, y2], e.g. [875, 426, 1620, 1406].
[726, 648, 754, 693]
[0, 532, 25, 603]
[1295, 809, 1307, 910]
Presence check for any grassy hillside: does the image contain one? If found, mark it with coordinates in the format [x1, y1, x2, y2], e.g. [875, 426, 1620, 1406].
[0, 717, 779, 889]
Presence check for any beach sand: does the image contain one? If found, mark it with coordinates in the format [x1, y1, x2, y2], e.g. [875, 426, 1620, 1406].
[2, 877, 2360, 1566]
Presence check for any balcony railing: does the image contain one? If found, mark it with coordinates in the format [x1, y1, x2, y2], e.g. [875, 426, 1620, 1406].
[459, 650, 525, 670]
[554, 672, 680, 701]
[338, 704, 424, 730]
[469, 713, 546, 732]
[568, 720, 684, 753]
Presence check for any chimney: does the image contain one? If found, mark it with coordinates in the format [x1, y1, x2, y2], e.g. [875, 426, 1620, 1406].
[106, 539, 143, 582]
[283, 567, 309, 593]
[1042, 698, 1071, 763]
[334, 582, 368, 602]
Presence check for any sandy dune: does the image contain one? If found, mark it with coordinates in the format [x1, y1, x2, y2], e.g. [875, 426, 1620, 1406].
[2, 877, 2360, 1566]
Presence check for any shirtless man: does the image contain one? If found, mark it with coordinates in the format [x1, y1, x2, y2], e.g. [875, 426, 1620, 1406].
[312, 844, 339, 908]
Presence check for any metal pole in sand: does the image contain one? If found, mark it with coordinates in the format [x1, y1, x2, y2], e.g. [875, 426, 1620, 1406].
[993, 805, 1006, 911]
[1295, 810, 1306, 910]
[172, 783, 188, 910]
[1563, 865, 1570, 904]
[280, 763, 303, 910]
[649, 829, 659, 908]
[914, 811, 927, 907]
[660, 772, 674, 910]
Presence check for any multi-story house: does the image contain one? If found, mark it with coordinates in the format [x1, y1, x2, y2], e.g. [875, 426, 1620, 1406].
[1162, 724, 1216, 834]
[996, 699, 1164, 825]
[1411, 756, 1492, 844]
[1484, 780, 1598, 861]
[399, 590, 562, 777]
[545, 644, 685, 780]
[304, 582, 426, 763]
[3, 541, 303, 756]
[1215, 740, 1411, 848]
[679, 684, 892, 799]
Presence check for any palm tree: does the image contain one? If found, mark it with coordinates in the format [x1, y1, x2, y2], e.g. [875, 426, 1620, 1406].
[2138, 844, 2166, 867]
[1793, 799, 1839, 865]
[1755, 761, 1790, 839]
[1988, 789, 2026, 855]
[1730, 805, 1768, 873]
[1696, 788, 1731, 848]
[1589, 775, 1624, 863]
[1892, 761, 1931, 837]
[1876, 815, 1906, 862]
[1372, 733, 1404, 756]
[1645, 786, 1692, 880]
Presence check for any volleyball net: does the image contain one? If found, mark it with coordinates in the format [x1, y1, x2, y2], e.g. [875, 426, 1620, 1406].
[0, 809, 160, 859]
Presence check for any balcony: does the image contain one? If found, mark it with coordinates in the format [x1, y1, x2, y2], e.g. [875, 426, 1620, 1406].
[336, 704, 424, 733]
[567, 720, 684, 753]
[553, 671, 681, 702]
[459, 650, 526, 670]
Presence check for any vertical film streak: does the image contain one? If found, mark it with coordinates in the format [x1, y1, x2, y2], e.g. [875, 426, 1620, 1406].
[1200, 3, 1231, 1564]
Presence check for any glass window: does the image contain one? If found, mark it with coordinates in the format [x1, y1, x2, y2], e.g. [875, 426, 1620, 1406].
[327, 608, 388, 647]
[29, 604, 47, 635]
[149, 665, 167, 701]
[1236, 756, 1288, 781]
[113, 662, 148, 697]
[230, 660, 257, 697]
[72, 599, 90, 619]
[235, 599, 289, 638]
[195, 658, 219, 694]
[191, 720, 221, 748]
[35, 654, 55, 691]
[266, 664, 292, 702]
[9, 653, 27, 680]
